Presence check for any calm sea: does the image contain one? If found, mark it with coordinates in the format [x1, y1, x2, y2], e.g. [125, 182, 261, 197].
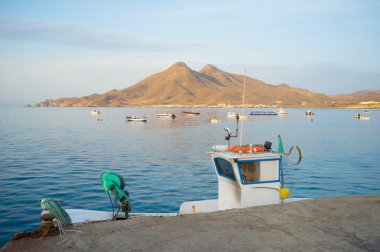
[0, 107, 379, 247]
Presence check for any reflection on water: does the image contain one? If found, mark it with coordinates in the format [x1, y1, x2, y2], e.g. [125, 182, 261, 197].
[0, 107, 379, 247]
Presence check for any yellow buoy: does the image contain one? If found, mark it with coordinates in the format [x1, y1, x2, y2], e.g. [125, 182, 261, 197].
[279, 187, 290, 200]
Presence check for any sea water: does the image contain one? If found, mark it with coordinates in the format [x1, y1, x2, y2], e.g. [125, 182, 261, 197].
[0, 107, 379, 247]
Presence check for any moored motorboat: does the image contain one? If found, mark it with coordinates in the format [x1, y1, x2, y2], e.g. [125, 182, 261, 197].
[126, 116, 147, 122]
[157, 113, 176, 119]
[227, 112, 238, 118]
[227, 112, 247, 120]
[276, 108, 288, 114]
[182, 107, 200, 115]
[179, 117, 306, 214]
[250, 111, 277, 116]
[210, 118, 222, 123]
[305, 110, 314, 116]
[90, 110, 101, 115]
[182, 111, 200, 115]
[354, 113, 370, 120]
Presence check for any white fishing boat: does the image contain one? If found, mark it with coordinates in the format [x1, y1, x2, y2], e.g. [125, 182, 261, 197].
[90, 110, 101, 115]
[276, 108, 288, 114]
[179, 119, 305, 214]
[126, 116, 147, 122]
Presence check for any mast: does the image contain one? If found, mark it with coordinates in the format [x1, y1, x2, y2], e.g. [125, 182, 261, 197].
[239, 68, 246, 147]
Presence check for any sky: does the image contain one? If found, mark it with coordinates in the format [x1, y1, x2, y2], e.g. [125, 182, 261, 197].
[0, 0, 379, 104]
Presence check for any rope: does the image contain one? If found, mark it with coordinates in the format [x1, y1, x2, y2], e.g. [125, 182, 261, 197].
[41, 199, 72, 225]
[107, 190, 121, 220]
[53, 219, 67, 237]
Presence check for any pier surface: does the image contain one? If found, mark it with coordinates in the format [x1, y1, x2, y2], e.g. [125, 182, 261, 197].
[2, 195, 380, 251]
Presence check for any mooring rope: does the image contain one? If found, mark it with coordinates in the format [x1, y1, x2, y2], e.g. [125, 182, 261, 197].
[41, 199, 72, 225]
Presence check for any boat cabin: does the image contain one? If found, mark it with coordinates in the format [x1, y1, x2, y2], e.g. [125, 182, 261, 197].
[179, 150, 284, 214]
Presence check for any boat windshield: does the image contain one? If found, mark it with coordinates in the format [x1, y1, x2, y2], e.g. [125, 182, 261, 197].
[213, 158, 236, 181]
[237, 159, 280, 184]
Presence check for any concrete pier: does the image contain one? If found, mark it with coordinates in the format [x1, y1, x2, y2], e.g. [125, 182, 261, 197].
[2, 195, 380, 251]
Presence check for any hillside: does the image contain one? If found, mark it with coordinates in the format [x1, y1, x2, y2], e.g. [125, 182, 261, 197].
[34, 62, 380, 107]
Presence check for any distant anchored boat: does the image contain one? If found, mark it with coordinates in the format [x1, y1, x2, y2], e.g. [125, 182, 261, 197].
[354, 113, 370, 120]
[210, 118, 223, 123]
[157, 113, 176, 119]
[126, 116, 147, 122]
[276, 108, 288, 114]
[305, 110, 314, 116]
[90, 110, 101, 115]
[227, 112, 238, 118]
[182, 110, 200, 115]
[250, 111, 277, 116]
[227, 112, 247, 120]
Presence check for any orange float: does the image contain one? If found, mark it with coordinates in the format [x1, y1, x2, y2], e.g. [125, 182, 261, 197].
[229, 145, 265, 153]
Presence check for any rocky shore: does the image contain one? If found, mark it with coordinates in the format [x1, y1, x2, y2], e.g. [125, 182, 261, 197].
[2, 195, 380, 251]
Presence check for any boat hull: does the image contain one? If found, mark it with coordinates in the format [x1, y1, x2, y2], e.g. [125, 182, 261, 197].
[41, 209, 177, 224]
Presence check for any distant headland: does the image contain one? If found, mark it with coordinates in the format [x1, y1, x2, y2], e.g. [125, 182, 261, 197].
[34, 62, 380, 108]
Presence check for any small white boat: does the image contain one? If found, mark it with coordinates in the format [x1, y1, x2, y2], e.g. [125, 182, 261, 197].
[355, 113, 370, 120]
[227, 112, 238, 118]
[250, 111, 277, 116]
[227, 112, 247, 120]
[90, 110, 101, 115]
[126, 116, 147, 122]
[157, 113, 176, 119]
[360, 117, 370, 120]
[210, 118, 222, 123]
[276, 108, 288, 114]
[305, 110, 314, 116]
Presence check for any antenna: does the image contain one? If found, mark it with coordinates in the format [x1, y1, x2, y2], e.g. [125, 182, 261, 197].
[239, 68, 246, 147]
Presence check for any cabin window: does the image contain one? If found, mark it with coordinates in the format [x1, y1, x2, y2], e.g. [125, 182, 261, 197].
[213, 158, 236, 181]
[238, 159, 280, 184]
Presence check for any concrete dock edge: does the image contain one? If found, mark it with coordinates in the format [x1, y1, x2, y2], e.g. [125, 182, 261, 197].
[2, 194, 380, 251]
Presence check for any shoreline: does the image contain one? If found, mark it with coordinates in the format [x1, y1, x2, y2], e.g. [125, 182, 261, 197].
[30, 104, 380, 109]
[2, 194, 380, 251]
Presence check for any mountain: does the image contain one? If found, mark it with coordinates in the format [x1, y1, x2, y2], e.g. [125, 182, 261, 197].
[332, 90, 380, 103]
[34, 62, 380, 107]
